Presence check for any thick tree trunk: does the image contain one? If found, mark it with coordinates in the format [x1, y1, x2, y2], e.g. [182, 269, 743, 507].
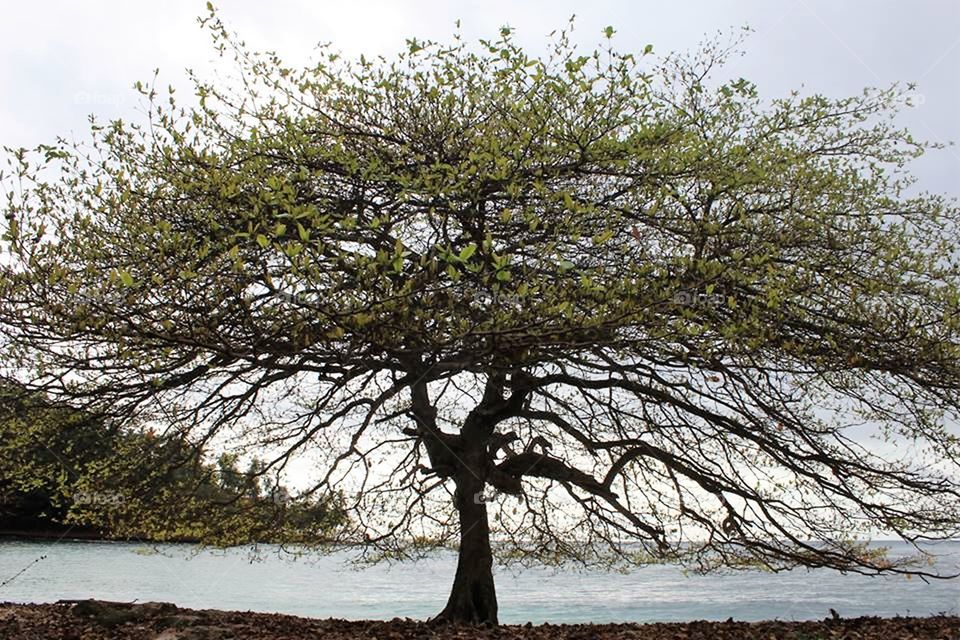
[433, 475, 498, 625]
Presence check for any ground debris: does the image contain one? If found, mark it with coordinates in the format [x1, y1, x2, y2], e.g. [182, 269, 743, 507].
[0, 602, 957, 639]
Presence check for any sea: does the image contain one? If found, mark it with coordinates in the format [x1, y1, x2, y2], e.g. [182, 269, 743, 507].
[1, 539, 958, 624]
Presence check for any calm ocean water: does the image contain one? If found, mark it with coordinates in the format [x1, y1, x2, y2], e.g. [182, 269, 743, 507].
[0, 540, 958, 624]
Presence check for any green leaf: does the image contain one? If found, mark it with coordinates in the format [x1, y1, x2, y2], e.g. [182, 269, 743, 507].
[459, 243, 477, 262]
[592, 230, 614, 245]
[297, 223, 310, 242]
[256, 234, 269, 249]
[118, 270, 134, 287]
[647, 198, 662, 217]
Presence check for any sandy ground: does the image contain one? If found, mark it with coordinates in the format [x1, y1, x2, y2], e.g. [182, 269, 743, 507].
[1, 601, 958, 639]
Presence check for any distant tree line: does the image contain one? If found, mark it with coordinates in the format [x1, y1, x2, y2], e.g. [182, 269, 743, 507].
[0, 382, 346, 544]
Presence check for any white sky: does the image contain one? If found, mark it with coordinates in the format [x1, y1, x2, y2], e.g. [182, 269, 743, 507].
[1, 0, 958, 199]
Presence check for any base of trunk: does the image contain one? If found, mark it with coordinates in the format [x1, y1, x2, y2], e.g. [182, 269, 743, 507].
[431, 574, 498, 625]
[434, 479, 499, 626]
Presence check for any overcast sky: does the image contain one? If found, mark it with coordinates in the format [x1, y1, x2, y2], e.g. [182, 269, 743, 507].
[1, 0, 958, 198]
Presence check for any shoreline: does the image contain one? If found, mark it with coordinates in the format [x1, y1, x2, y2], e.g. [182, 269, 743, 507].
[1, 601, 958, 639]
[0, 529, 112, 541]
[0, 531, 345, 545]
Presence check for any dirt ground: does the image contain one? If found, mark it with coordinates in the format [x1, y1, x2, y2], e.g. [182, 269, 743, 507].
[1, 601, 958, 639]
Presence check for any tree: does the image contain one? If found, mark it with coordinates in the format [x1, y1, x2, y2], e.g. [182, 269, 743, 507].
[2, 14, 960, 624]
[0, 382, 110, 535]
[0, 382, 345, 543]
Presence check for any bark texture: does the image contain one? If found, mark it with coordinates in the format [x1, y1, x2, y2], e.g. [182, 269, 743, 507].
[434, 470, 498, 625]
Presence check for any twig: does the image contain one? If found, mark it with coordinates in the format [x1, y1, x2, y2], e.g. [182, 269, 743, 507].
[0, 554, 47, 590]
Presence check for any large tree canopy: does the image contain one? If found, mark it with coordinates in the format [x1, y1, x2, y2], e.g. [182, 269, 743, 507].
[2, 14, 960, 624]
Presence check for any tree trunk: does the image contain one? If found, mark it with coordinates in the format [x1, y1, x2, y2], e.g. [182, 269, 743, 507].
[433, 474, 498, 625]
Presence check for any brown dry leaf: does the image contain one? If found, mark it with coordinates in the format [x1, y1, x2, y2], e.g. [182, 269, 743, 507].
[0, 603, 958, 640]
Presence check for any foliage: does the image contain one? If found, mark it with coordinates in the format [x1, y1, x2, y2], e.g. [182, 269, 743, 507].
[0, 383, 346, 543]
